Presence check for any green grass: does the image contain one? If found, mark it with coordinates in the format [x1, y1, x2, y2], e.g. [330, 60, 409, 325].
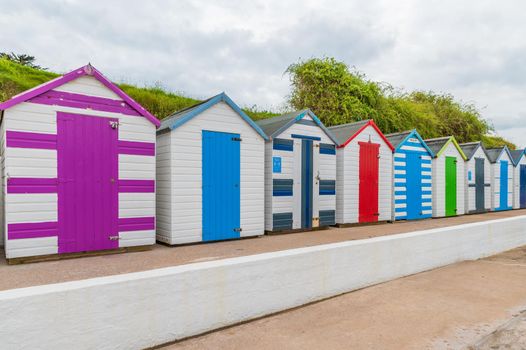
[0, 58, 279, 120]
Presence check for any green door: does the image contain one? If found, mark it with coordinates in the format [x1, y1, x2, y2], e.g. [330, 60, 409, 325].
[445, 156, 457, 216]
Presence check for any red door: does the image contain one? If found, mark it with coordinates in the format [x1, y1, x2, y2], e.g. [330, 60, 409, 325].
[359, 142, 380, 223]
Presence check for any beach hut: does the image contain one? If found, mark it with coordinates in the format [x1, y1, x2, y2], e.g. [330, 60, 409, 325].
[255, 109, 338, 232]
[425, 137, 467, 217]
[329, 120, 394, 225]
[0, 64, 160, 260]
[486, 146, 514, 211]
[459, 142, 492, 214]
[385, 130, 434, 221]
[510, 149, 526, 209]
[156, 93, 267, 244]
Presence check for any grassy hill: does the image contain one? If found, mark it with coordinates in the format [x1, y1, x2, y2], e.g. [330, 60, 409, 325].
[0, 57, 516, 149]
[0, 58, 278, 121]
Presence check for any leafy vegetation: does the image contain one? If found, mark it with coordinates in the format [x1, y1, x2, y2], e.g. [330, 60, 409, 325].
[0, 55, 516, 148]
[287, 57, 515, 149]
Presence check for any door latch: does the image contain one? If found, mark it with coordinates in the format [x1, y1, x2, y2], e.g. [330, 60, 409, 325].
[232, 137, 242, 142]
[109, 121, 119, 129]
[233, 228, 242, 232]
[109, 236, 120, 241]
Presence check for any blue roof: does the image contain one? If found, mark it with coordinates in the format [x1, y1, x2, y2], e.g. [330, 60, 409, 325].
[158, 92, 268, 140]
[256, 109, 338, 145]
[385, 129, 434, 157]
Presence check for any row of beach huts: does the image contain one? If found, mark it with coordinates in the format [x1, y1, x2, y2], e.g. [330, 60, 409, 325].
[0, 64, 524, 261]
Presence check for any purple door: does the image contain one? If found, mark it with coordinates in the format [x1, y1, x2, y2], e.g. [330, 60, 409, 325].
[57, 112, 118, 253]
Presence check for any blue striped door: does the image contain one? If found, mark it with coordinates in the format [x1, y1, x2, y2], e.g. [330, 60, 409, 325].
[499, 160, 508, 210]
[202, 130, 241, 241]
[301, 140, 313, 228]
[406, 152, 422, 219]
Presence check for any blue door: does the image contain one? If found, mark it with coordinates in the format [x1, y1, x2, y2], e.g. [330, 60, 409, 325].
[202, 130, 241, 241]
[301, 140, 313, 228]
[498, 160, 509, 210]
[406, 152, 422, 220]
[520, 164, 526, 208]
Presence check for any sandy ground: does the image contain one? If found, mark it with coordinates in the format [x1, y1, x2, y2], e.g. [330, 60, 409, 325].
[1, 209, 524, 291]
[159, 246, 526, 350]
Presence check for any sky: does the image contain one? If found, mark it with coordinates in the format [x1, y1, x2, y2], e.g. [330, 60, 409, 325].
[0, 0, 525, 146]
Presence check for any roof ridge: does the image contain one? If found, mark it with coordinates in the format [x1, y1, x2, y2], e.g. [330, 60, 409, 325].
[328, 119, 370, 129]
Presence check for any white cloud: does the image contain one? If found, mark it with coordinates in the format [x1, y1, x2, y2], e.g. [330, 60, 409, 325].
[0, 0, 525, 146]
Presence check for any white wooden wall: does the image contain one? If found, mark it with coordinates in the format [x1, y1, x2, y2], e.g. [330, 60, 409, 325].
[513, 155, 526, 209]
[465, 147, 491, 213]
[431, 142, 465, 217]
[0, 119, 4, 247]
[264, 142, 274, 231]
[156, 132, 172, 241]
[490, 152, 514, 211]
[161, 102, 265, 244]
[335, 125, 393, 224]
[3, 76, 157, 258]
[268, 116, 336, 230]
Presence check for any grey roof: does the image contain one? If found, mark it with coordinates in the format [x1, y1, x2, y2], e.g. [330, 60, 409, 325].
[459, 142, 483, 160]
[510, 149, 525, 164]
[158, 95, 215, 131]
[255, 109, 309, 137]
[328, 120, 370, 146]
[385, 130, 413, 149]
[486, 147, 505, 163]
[424, 137, 451, 157]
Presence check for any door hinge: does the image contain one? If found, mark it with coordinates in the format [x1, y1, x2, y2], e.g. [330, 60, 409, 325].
[374, 213, 380, 216]
[232, 137, 242, 142]
[233, 227, 242, 232]
[109, 121, 120, 129]
[109, 235, 120, 241]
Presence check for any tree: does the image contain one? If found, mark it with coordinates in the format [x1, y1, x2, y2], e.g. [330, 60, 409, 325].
[286, 57, 515, 149]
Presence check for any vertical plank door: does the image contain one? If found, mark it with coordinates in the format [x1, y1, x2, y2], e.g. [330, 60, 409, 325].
[301, 140, 313, 229]
[520, 164, 526, 208]
[406, 152, 423, 220]
[499, 160, 509, 210]
[358, 142, 380, 223]
[445, 156, 457, 216]
[202, 130, 241, 241]
[57, 113, 118, 253]
[475, 158, 485, 212]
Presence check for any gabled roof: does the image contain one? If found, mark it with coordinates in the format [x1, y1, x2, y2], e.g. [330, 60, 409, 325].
[0, 64, 160, 127]
[485, 145, 514, 164]
[385, 129, 434, 156]
[255, 109, 338, 144]
[459, 141, 489, 161]
[424, 136, 467, 160]
[509, 149, 526, 166]
[328, 119, 394, 150]
[158, 92, 268, 140]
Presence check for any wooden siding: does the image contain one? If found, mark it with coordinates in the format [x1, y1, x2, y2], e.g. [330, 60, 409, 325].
[165, 101, 265, 244]
[155, 132, 172, 243]
[2, 76, 156, 258]
[490, 151, 514, 210]
[268, 115, 336, 230]
[465, 147, 491, 212]
[431, 142, 465, 217]
[336, 125, 393, 224]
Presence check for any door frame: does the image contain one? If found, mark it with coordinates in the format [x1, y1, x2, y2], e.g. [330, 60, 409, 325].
[445, 156, 457, 216]
[201, 130, 241, 242]
[405, 152, 423, 220]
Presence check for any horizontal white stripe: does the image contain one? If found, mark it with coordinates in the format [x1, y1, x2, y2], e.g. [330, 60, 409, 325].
[421, 163, 432, 168]
[422, 210, 432, 215]
[394, 186, 407, 192]
[5, 237, 58, 259]
[394, 161, 406, 167]
[395, 178, 406, 184]
[421, 155, 432, 160]
[422, 178, 432, 184]
[6, 148, 57, 178]
[6, 193, 58, 223]
[395, 195, 407, 200]
[394, 152, 406, 158]
[119, 230, 155, 248]
[119, 193, 155, 218]
[422, 194, 432, 199]
[395, 212, 407, 217]
[421, 171, 432, 176]
[395, 203, 406, 209]
[394, 169, 406, 175]
[400, 145, 427, 152]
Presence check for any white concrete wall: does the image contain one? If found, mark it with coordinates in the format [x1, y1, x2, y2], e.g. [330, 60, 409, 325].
[490, 151, 514, 210]
[513, 155, 526, 209]
[164, 101, 265, 244]
[3, 76, 157, 258]
[1, 215, 526, 350]
[268, 116, 337, 230]
[336, 125, 393, 224]
[431, 142, 465, 217]
[465, 147, 491, 213]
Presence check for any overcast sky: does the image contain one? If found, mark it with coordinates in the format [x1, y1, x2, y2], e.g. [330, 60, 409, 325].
[1, 0, 525, 146]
